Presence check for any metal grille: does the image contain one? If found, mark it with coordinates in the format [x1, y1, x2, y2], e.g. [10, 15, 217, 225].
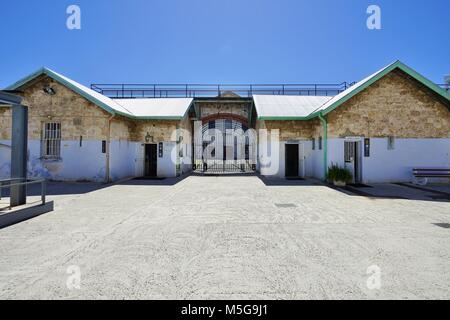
[344, 141, 354, 163]
[194, 119, 256, 173]
[41, 122, 61, 158]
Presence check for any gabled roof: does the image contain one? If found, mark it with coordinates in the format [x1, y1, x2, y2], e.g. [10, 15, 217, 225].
[312, 60, 450, 116]
[5, 68, 193, 120]
[254, 61, 450, 120]
[253, 95, 333, 120]
[112, 98, 193, 119]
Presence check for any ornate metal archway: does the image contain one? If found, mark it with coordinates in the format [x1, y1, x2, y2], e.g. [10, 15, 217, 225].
[193, 116, 256, 173]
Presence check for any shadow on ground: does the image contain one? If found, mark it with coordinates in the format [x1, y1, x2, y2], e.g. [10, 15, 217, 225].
[331, 182, 450, 203]
[0, 181, 108, 197]
[257, 175, 324, 186]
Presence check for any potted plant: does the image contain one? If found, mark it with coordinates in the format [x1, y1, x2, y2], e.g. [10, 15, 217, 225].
[327, 163, 353, 187]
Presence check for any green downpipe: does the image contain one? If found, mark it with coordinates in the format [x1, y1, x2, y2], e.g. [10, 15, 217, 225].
[318, 113, 328, 181]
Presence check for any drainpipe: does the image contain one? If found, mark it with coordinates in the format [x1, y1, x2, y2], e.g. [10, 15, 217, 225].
[318, 113, 328, 181]
[105, 114, 115, 183]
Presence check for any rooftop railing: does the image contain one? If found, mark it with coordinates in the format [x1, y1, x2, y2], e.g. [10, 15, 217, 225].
[90, 83, 450, 99]
[90, 83, 357, 99]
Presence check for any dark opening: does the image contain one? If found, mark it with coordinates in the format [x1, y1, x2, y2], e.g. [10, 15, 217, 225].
[144, 144, 158, 177]
[285, 144, 299, 178]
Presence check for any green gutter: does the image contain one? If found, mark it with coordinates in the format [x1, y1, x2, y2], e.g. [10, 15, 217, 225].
[318, 113, 328, 181]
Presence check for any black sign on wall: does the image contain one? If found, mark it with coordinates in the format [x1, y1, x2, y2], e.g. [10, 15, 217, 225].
[364, 138, 370, 157]
[158, 142, 163, 158]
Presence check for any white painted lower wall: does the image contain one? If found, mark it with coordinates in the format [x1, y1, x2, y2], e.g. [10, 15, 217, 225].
[328, 138, 450, 183]
[110, 140, 138, 181]
[258, 137, 450, 183]
[0, 139, 184, 182]
[0, 139, 107, 182]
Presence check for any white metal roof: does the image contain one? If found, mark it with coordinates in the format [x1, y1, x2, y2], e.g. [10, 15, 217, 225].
[253, 95, 333, 119]
[112, 98, 193, 119]
[5, 68, 193, 119]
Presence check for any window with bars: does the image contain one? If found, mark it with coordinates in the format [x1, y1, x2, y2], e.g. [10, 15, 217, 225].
[41, 122, 61, 158]
[318, 136, 322, 150]
[312, 138, 316, 150]
[344, 141, 355, 162]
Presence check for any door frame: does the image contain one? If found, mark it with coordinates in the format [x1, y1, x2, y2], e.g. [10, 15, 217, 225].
[344, 137, 363, 184]
[285, 143, 300, 178]
[144, 143, 158, 177]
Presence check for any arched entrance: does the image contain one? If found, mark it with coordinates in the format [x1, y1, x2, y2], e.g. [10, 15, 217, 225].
[193, 114, 256, 173]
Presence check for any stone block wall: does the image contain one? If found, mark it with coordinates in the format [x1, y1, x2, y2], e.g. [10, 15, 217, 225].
[326, 70, 450, 138]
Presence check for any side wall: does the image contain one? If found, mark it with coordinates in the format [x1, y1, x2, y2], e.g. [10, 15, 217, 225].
[326, 70, 450, 183]
[0, 76, 113, 181]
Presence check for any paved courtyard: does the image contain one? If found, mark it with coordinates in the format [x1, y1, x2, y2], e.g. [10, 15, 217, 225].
[0, 175, 449, 299]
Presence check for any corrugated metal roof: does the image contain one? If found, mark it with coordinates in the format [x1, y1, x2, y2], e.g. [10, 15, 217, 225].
[5, 68, 192, 119]
[113, 98, 193, 119]
[253, 95, 333, 119]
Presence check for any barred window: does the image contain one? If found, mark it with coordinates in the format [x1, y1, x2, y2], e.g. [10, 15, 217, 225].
[344, 141, 354, 162]
[42, 122, 61, 158]
[312, 138, 316, 150]
[318, 136, 322, 150]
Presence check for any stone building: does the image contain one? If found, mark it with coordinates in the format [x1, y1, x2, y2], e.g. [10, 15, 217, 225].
[1, 61, 449, 183]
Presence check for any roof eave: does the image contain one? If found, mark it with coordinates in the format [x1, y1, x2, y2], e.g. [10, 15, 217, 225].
[319, 61, 450, 116]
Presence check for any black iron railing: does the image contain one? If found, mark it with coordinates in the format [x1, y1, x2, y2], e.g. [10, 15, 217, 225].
[91, 83, 449, 99]
[90, 83, 358, 98]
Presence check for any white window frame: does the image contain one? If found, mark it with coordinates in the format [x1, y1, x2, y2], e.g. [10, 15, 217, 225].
[41, 122, 61, 159]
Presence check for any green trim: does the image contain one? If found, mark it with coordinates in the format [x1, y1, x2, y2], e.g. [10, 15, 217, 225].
[256, 61, 449, 121]
[6, 67, 118, 116]
[318, 113, 328, 181]
[257, 115, 315, 121]
[5, 67, 191, 121]
[318, 60, 450, 116]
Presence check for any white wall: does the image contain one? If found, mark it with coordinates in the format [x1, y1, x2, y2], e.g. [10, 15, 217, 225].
[327, 138, 450, 183]
[363, 138, 450, 183]
[0, 140, 108, 182]
[109, 140, 137, 181]
[0, 141, 12, 179]
[159, 142, 177, 177]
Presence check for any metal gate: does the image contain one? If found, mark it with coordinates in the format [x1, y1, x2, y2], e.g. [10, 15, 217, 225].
[193, 119, 256, 173]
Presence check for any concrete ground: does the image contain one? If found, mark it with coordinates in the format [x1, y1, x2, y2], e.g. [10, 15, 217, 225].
[0, 175, 449, 300]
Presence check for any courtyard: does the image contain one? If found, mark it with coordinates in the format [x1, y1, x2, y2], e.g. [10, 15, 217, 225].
[0, 175, 449, 299]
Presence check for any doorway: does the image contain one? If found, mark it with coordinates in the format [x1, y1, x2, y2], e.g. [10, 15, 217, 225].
[344, 141, 362, 183]
[285, 144, 299, 178]
[144, 144, 157, 177]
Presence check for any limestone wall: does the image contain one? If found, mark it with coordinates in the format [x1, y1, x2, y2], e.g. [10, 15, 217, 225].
[130, 120, 178, 142]
[199, 101, 250, 119]
[10, 75, 112, 140]
[261, 119, 318, 141]
[326, 70, 450, 138]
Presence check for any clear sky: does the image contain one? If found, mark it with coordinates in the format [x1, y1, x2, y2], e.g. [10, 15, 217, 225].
[1, 0, 449, 88]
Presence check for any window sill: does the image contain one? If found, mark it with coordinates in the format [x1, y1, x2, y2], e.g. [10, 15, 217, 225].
[40, 157, 62, 162]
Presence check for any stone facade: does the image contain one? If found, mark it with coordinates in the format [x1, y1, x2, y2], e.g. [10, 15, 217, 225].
[261, 119, 320, 141]
[326, 70, 450, 138]
[4, 75, 112, 141]
[198, 101, 250, 120]
[130, 120, 179, 143]
[0, 76, 185, 144]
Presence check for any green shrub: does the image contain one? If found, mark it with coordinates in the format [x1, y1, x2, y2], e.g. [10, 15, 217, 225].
[327, 163, 353, 183]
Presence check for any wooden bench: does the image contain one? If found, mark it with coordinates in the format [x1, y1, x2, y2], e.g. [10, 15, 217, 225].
[412, 168, 450, 185]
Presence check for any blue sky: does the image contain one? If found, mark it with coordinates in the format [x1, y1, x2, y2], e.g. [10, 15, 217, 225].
[1, 0, 449, 88]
